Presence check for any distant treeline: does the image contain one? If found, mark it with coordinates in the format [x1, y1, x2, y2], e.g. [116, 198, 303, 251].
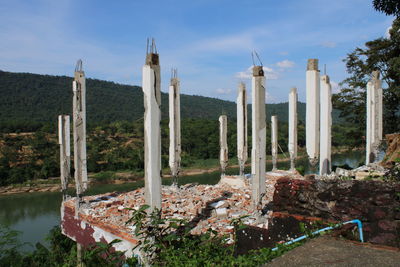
[0, 70, 345, 133]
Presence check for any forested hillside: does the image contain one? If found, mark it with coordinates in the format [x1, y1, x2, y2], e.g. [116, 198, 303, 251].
[0, 70, 342, 132]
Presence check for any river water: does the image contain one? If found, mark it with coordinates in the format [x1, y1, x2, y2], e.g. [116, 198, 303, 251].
[0, 150, 364, 250]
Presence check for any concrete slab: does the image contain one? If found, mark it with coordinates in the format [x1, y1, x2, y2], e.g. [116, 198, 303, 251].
[268, 236, 400, 267]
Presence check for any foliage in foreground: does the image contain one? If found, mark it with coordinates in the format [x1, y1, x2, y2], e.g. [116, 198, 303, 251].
[127, 205, 300, 267]
[0, 225, 136, 267]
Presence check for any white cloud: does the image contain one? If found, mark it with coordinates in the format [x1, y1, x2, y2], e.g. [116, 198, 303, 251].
[216, 88, 232, 95]
[331, 80, 340, 93]
[320, 41, 337, 48]
[385, 25, 392, 38]
[235, 66, 279, 80]
[276, 60, 294, 68]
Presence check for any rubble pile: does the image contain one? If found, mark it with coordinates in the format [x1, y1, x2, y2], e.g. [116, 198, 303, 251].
[64, 170, 302, 238]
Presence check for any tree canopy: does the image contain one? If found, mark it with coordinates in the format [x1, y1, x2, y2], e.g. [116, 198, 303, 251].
[333, 17, 400, 144]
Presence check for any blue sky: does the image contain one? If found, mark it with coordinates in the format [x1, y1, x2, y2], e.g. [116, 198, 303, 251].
[0, 0, 394, 103]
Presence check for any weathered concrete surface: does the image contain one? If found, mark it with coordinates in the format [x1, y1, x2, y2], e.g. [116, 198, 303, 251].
[306, 59, 320, 164]
[288, 88, 298, 170]
[319, 75, 332, 175]
[237, 82, 248, 176]
[72, 60, 88, 195]
[143, 49, 162, 210]
[271, 115, 278, 171]
[366, 71, 382, 165]
[168, 72, 181, 180]
[219, 115, 228, 174]
[268, 236, 400, 267]
[58, 115, 71, 195]
[251, 65, 266, 206]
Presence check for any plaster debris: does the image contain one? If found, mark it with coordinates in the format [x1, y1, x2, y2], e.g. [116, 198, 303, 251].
[63, 170, 301, 239]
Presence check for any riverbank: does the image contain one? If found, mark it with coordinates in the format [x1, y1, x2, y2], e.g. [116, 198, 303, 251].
[0, 155, 295, 196]
[0, 147, 361, 196]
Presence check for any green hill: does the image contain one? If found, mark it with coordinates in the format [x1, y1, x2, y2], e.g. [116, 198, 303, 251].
[0, 70, 341, 130]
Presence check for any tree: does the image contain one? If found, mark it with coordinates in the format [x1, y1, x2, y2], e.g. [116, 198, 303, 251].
[333, 17, 400, 145]
[373, 0, 400, 17]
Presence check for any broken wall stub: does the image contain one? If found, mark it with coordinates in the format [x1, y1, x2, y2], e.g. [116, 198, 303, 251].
[288, 87, 298, 170]
[251, 65, 266, 206]
[219, 115, 228, 175]
[319, 75, 332, 175]
[169, 71, 181, 181]
[143, 46, 162, 210]
[58, 115, 71, 197]
[237, 82, 248, 176]
[306, 59, 320, 165]
[72, 60, 88, 195]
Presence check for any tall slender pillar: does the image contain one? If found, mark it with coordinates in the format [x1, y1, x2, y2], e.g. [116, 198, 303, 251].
[219, 115, 228, 175]
[251, 65, 266, 206]
[306, 59, 320, 166]
[237, 82, 248, 176]
[58, 115, 70, 200]
[319, 75, 332, 175]
[143, 39, 162, 210]
[169, 69, 181, 185]
[72, 61, 87, 266]
[271, 116, 278, 171]
[288, 88, 298, 171]
[366, 71, 382, 164]
[72, 60, 88, 197]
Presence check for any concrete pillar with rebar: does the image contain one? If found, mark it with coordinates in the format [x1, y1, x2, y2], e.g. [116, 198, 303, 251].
[251, 65, 266, 206]
[319, 75, 332, 175]
[271, 115, 278, 171]
[288, 88, 298, 171]
[237, 82, 248, 176]
[143, 39, 162, 210]
[58, 115, 70, 200]
[169, 69, 181, 185]
[219, 115, 228, 175]
[306, 59, 320, 166]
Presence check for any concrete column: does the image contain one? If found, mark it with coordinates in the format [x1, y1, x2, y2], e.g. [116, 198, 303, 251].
[251, 66, 266, 206]
[271, 115, 278, 171]
[288, 88, 298, 170]
[306, 59, 320, 166]
[143, 40, 162, 210]
[237, 82, 248, 176]
[366, 71, 382, 164]
[219, 115, 228, 175]
[169, 70, 181, 185]
[319, 75, 332, 175]
[58, 115, 70, 200]
[72, 60, 88, 196]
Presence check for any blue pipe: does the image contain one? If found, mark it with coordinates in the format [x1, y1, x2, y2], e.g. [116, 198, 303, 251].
[271, 219, 364, 252]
